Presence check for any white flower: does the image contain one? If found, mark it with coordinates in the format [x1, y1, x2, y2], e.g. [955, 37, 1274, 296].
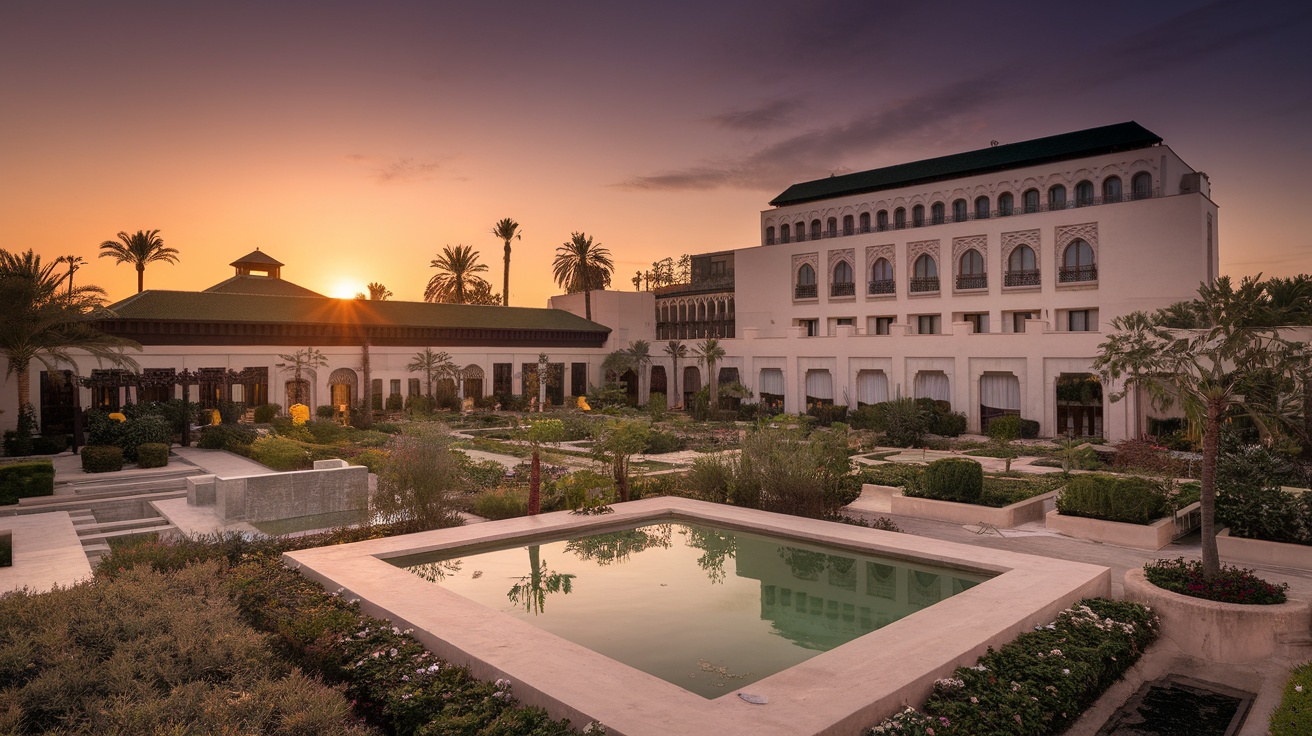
[1298, 685, 1305, 693]
[1062, 668, 1071, 675]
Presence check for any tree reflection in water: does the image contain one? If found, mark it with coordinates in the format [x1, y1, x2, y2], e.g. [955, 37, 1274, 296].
[409, 558, 463, 583]
[507, 544, 576, 614]
[564, 524, 672, 565]
[680, 526, 738, 584]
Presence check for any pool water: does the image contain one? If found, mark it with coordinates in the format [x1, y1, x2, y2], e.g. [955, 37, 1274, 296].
[394, 521, 991, 698]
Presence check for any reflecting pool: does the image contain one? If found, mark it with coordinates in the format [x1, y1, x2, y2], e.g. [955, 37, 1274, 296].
[393, 521, 992, 698]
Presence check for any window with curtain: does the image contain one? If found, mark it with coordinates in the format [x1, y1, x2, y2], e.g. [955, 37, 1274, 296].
[917, 314, 941, 334]
[1068, 309, 1091, 331]
[810, 220, 822, 239]
[833, 261, 853, 283]
[870, 257, 894, 294]
[856, 370, 889, 405]
[914, 254, 937, 278]
[979, 372, 1021, 411]
[931, 202, 945, 224]
[1060, 239, 1096, 282]
[780, 223, 791, 242]
[826, 217, 837, 236]
[804, 369, 834, 401]
[831, 260, 855, 296]
[1023, 188, 1040, 213]
[914, 371, 950, 402]
[1005, 245, 1039, 287]
[759, 368, 785, 396]
[1049, 185, 1066, 208]
[957, 249, 986, 289]
[952, 199, 967, 221]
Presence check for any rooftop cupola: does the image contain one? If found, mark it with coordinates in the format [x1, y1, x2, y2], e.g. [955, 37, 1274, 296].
[230, 248, 284, 278]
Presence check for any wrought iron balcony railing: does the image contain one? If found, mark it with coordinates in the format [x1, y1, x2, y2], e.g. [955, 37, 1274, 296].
[1058, 265, 1098, 283]
[1004, 269, 1041, 287]
[956, 274, 988, 290]
[868, 278, 895, 295]
[794, 283, 818, 299]
[830, 282, 855, 297]
[910, 276, 940, 293]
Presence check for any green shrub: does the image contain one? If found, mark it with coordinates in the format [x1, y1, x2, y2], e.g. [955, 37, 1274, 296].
[879, 397, 932, 447]
[304, 419, 350, 444]
[913, 458, 984, 504]
[2, 406, 36, 457]
[30, 434, 69, 454]
[646, 392, 667, 420]
[81, 445, 124, 473]
[118, 414, 173, 462]
[135, 442, 170, 468]
[0, 460, 55, 504]
[857, 463, 924, 489]
[931, 410, 967, 437]
[84, 410, 125, 447]
[1019, 418, 1040, 439]
[1057, 474, 1169, 524]
[987, 414, 1024, 442]
[644, 428, 684, 454]
[849, 403, 889, 431]
[372, 421, 402, 434]
[549, 469, 615, 510]
[348, 448, 388, 475]
[807, 403, 849, 427]
[1271, 660, 1312, 736]
[316, 404, 336, 418]
[197, 424, 256, 454]
[472, 486, 529, 519]
[249, 435, 312, 471]
[253, 403, 280, 423]
[979, 474, 1064, 507]
[1145, 557, 1288, 604]
[685, 454, 736, 503]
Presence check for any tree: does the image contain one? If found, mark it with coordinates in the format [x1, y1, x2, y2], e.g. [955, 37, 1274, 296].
[367, 282, 392, 300]
[55, 255, 85, 296]
[462, 280, 503, 306]
[521, 418, 566, 515]
[1094, 275, 1303, 579]
[374, 425, 464, 529]
[694, 337, 726, 411]
[0, 249, 139, 426]
[627, 339, 653, 406]
[424, 245, 491, 304]
[276, 347, 327, 406]
[407, 348, 454, 398]
[552, 232, 614, 321]
[591, 418, 650, 502]
[491, 218, 521, 307]
[664, 340, 687, 408]
[986, 415, 1022, 472]
[97, 229, 179, 293]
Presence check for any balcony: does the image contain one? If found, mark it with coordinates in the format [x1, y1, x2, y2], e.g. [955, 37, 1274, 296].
[910, 276, 940, 293]
[795, 283, 818, 299]
[868, 279, 895, 295]
[956, 274, 988, 290]
[1059, 265, 1098, 283]
[830, 281, 855, 297]
[1004, 269, 1041, 287]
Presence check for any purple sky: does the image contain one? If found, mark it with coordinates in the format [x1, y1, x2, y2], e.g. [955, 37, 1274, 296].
[2, 0, 1309, 305]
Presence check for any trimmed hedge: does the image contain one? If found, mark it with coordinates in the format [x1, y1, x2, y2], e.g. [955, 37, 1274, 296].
[253, 403, 280, 423]
[197, 424, 256, 453]
[118, 415, 173, 462]
[917, 458, 983, 504]
[135, 442, 170, 468]
[81, 445, 124, 473]
[1056, 474, 1169, 525]
[0, 460, 55, 505]
[31, 435, 69, 455]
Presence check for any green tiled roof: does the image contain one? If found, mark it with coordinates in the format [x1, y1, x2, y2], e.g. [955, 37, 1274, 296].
[230, 249, 284, 267]
[204, 275, 324, 297]
[769, 121, 1163, 207]
[107, 290, 610, 333]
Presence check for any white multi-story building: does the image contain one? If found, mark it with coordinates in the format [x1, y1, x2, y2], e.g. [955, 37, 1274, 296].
[717, 121, 1217, 440]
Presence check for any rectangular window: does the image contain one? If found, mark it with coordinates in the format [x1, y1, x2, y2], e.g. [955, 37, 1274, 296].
[1068, 310, 1091, 332]
[371, 378, 383, 410]
[408, 378, 420, 396]
[874, 316, 894, 335]
[1012, 312, 1034, 333]
[917, 315, 941, 335]
[390, 379, 401, 396]
[798, 319, 819, 336]
[571, 362, 588, 397]
[964, 313, 989, 334]
[493, 363, 513, 395]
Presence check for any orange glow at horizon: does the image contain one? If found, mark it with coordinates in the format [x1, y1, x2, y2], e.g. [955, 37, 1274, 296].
[329, 280, 366, 300]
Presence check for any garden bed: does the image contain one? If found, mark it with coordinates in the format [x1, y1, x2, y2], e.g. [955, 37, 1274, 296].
[892, 490, 1057, 528]
[1044, 504, 1197, 550]
[1216, 528, 1312, 570]
[1123, 568, 1310, 664]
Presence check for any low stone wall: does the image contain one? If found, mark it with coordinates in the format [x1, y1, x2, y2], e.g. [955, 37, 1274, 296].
[890, 491, 1057, 528]
[1123, 568, 1311, 664]
[187, 459, 368, 523]
[1217, 528, 1312, 570]
[1044, 509, 1176, 550]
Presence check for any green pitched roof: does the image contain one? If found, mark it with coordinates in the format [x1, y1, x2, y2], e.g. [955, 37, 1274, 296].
[107, 290, 610, 333]
[230, 249, 284, 267]
[203, 275, 324, 297]
[769, 121, 1163, 207]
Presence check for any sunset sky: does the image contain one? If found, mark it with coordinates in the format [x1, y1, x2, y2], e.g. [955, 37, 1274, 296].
[3, 1, 1310, 307]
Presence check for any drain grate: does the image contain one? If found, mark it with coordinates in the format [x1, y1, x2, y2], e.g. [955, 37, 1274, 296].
[1096, 676, 1254, 736]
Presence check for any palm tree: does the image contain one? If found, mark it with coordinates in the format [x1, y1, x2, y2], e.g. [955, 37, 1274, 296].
[97, 229, 179, 293]
[424, 245, 491, 304]
[407, 348, 454, 398]
[56, 256, 85, 296]
[491, 218, 521, 307]
[367, 282, 392, 300]
[552, 232, 614, 321]
[664, 340, 687, 408]
[694, 337, 726, 411]
[627, 340, 653, 406]
[276, 347, 327, 406]
[0, 249, 139, 421]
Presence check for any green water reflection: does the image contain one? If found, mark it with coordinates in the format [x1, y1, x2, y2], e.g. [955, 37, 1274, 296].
[394, 522, 991, 699]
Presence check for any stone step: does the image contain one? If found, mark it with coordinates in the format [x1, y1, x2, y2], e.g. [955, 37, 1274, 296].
[69, 475, 197, 497]
[83, 542, 111, 560]
[58, 466, 200, 489]
[76, 517, 171, 536]
[0, 489, 186, 517]
[22, 481, 188, 506]
[78, 524, 177, 546]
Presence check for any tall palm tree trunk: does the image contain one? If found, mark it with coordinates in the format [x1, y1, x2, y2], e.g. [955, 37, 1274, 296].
[672, 356, 681, 408]
[136, 265, 144, 293]
[503, 243, 511, 307]
[529, 447, 542, 515]
[1200, 402, 1221, 578]
[14, 363, 31, 416]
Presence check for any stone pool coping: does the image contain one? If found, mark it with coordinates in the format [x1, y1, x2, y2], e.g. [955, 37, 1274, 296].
[285, 497, 1111, 736]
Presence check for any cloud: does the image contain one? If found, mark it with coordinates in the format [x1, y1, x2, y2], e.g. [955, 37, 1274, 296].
[706, 100, 794, 131]
[375, 157, 442, 183]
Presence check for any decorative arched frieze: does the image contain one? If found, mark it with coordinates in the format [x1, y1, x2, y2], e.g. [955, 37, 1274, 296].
[827, 247, 855, 273]
[1002, 229, 1041, 271]
[906, 239, 939, 279]
[1055, 223, 1099, 265]
[952, 235, 988, 265]
[866, 244, 894, 273]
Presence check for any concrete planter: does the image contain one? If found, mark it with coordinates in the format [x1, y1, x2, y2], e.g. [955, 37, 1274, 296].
[1123, 568, 1310, 664]
[1045, 508, 1178, 550]
[890, 490, 1057, 528]
[1217, 528, 1312, 570]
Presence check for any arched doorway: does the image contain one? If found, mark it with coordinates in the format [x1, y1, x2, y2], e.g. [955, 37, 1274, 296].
[328, 368, 358, 410]
[805, 369, 834, 406]
[620, 369, 639, 404]
[759, 368, 784, 411]
[683, 366, 701, 407]
[856, 370, 888, 406]
[650, 366, 668, 397]
[462, 364, 484, 399]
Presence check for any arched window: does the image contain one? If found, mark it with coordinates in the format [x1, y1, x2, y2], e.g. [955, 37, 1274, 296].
[679, 303, 687, 321]
[810, 219, 822, 239]
[871, 257, 893, 282]
[796, 263, 817, 298]
[1005, 245, 1038, 286]
[826, 217, 837, 236]
[842, 214, 854, 235]
[1131, 172, 1153, 200]
[765, 226, 775, 244]
[1102, 176, 1122, 203]
[975, 196, 990, 219]
[931, 201, 945, 224]
[957, 249, 986, 289]
[832, 260, 855, 296]
[1074, 180, 1094, 207]
[780, 223, 791, 242]
[998, 192, 1014, 216]
[912, 204, 925, 227]
[952, 198, 967, 222]
[876, 210, 889, 230]
[1023, 188, 1040, 213]
[911, 254, 939, 293]
[859, 212, 871, 232]
[894, 207, 906, 229]
[1060, 239, 1096, 282]
[1048, 184, 1067, 208]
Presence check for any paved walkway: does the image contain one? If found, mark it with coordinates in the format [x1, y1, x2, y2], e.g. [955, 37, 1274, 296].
[0, 511, 93, 593]
[172, 447, 275, 477]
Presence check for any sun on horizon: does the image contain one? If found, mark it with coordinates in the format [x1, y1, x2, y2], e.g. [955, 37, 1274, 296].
[328, 280, 365, 300]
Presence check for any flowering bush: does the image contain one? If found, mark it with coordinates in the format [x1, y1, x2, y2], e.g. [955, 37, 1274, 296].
[1144, 557, 1288, 604]
[867, 598, 1158, 736]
